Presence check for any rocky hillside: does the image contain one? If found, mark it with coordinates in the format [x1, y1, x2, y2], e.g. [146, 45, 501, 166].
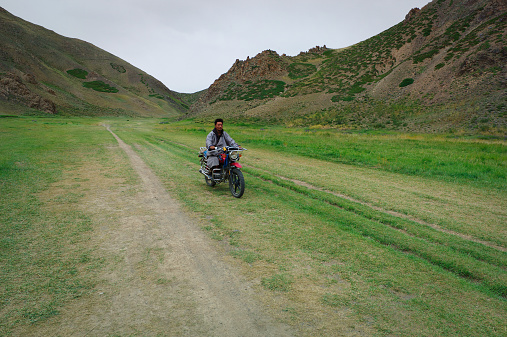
[0, 7, 190, 117]
[189, 0, 506, 134]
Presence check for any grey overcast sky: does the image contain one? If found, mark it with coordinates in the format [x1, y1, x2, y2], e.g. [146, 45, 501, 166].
[2, 0, 430, 93]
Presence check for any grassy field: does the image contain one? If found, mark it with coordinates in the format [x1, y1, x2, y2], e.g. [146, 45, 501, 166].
[0, 117, 139, 334]
[1, 116, 506, 336]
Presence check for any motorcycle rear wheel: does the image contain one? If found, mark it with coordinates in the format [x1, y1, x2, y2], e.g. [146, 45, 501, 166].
[229, 168, 245, 198]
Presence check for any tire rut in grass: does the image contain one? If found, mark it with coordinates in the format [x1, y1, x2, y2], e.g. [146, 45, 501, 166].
[241, 164, 507, 298]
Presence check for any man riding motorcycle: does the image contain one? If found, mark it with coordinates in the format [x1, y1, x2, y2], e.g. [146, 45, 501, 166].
[203, 118, 240, 177]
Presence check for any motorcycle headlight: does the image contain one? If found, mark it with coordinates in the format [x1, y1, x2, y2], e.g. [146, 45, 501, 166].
[230, 151, 239, 160]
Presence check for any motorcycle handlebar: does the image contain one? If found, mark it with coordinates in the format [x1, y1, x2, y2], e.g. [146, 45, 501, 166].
[208, 146, 247, 152]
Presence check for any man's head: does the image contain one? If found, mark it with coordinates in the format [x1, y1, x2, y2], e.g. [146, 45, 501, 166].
[214, 118, 224, 132]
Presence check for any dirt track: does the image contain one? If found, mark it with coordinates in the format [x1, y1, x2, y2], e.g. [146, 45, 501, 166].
[18, 127, 293, 336]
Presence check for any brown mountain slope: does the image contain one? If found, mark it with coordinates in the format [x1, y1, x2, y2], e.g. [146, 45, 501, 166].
[189, 0, 506, 134]
[0, 7, 190, 117]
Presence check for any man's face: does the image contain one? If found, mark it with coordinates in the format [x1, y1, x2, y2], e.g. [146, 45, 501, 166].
[215, 122, 223, 132]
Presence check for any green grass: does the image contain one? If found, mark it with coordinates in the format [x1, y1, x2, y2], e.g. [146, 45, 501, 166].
[227, 127, 506, 191]
[2, 117, 506, 336]
[0, 118, 115, 333]
[261, 274, 293, 292]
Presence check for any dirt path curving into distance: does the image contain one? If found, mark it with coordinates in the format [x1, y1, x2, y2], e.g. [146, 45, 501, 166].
[104, 126, 293, 336]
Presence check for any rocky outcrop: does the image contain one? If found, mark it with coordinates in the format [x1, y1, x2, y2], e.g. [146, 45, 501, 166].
[298, 45, 329, 56]
[0, 72, 56, 113]
[405, 8, 421, 22]
[228, 50, 287, 81]
[194, 50, 288, 107]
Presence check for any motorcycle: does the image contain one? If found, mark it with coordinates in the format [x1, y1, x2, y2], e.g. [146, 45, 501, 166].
[198, 146, 247, 198]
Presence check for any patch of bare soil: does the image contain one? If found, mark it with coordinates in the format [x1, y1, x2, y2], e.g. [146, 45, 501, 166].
[18, 127, 293, 336]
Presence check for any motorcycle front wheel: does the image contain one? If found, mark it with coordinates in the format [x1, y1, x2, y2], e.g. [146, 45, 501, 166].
[229, 168, 245, 198]
[205, 175, 216, 187]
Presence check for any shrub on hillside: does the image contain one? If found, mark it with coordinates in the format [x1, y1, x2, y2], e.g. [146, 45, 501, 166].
[149, 93, 164, 99]
[435, 63, 445, 70]
[413, 49, 439, 63]
[110, 63, 126, 73]
[399, 78, 415, 87]
[67, 68, 88, 79]
[331, 95, 354, 102]
[83, 81, 119, 93]
[347, 85, 366, 95]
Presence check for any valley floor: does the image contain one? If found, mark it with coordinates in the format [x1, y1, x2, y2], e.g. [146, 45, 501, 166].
[2, 118, 505, 336]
